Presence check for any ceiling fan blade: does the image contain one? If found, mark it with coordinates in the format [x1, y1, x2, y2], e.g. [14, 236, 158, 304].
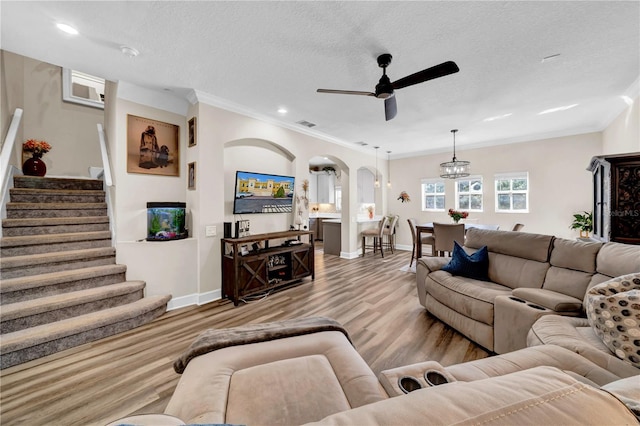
[391, 61, 459, 90]
[317, 89, 376, 96]
[385, 95, 397, 121]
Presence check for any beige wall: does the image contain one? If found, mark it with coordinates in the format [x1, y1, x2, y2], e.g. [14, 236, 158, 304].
[0, 50, 103, 177]
[389, 133, 602, 249]
[602, 96, 639, 155]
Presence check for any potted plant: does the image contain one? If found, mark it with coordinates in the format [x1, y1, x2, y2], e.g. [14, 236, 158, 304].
[570, 211, 593, 238]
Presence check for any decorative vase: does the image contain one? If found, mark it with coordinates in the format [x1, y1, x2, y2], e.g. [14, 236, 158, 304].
[22, 153, 47, 177]
[453, 217, 460, 223]
[580, 230, 590, 238]
[368, 211, 374, 219]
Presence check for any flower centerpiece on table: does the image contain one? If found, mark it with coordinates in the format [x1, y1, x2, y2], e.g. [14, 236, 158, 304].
[397, 191, 411, 203]
[23, 139, 52, 158]
[448, 208, 469, 223]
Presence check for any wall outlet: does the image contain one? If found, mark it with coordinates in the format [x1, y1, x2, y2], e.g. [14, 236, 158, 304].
[205, 225, 217, 237]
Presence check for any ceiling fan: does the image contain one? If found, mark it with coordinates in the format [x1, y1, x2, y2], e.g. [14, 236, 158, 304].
[317, 54, 459, 121]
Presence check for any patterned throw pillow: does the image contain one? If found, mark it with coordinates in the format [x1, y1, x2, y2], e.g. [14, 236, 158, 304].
[441, 241, 489, 281]
[585, 272, 640, 368]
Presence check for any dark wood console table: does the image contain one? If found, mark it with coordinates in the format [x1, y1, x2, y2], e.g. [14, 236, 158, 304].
[221, 230, 315, 305]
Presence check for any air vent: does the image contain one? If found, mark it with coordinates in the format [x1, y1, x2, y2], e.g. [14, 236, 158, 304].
[355, 141, 368, 146]
[296, 120, 316, 128]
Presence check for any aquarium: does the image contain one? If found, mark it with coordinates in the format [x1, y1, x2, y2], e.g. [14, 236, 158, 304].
[146, 202, 188, 241]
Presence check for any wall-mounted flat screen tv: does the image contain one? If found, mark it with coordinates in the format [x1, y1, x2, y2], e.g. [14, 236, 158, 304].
[233, 171, 295, 214]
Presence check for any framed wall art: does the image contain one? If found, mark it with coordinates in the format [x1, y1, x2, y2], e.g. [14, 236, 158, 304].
[127, 114, 179, 176]
[188, 116, 197, 147]
[188, 161, 196, 190]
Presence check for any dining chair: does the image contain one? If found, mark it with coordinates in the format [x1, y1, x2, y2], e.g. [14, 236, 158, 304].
[433, 222, 465, 257]
[408, 218, 435, 266]
[361, 216, 389, 258]
[382, 214, 400, 253]
[512, 223, 524, 231]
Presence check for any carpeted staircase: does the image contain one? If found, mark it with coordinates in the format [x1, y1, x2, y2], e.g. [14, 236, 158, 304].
[0, 176, 171, 369]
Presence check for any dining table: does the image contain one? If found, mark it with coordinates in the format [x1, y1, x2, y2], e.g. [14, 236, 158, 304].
[415, 222, 500, 259]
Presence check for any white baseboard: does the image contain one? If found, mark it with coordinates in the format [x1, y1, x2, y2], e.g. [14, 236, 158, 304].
[167, 290, 221, 311]
[340, 250, 360, 259]
[395, 244, 412, 252]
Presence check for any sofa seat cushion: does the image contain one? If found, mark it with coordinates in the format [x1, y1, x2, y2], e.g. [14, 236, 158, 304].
[527, 315, 639, 379]
[586, 272, 640, 368]
[227, 354, 351, 425]
[426, 271, 512, 325]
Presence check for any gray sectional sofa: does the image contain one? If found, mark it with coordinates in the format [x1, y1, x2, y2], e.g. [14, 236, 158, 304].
[416, 228, 640, 354]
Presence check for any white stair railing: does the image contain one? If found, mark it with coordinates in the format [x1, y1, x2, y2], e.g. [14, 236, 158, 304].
[1, 108, 24, 231]
[96, 123, 113, 187]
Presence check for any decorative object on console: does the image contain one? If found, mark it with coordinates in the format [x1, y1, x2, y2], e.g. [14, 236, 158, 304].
[585, 272, 640, 368]
[441, 241, 489, 281]
[448, 208, 469, 223]
[570, 211, 593, 238]
[440, 129, 470, 179]
[22, 139, 51, 177]
[398, 191, 411, 203]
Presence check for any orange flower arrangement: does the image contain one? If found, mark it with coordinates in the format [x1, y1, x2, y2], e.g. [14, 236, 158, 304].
[23, 139, 52, 156]
[448, 208, 469, 223]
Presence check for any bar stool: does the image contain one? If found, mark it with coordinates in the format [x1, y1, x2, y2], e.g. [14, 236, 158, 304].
[382, 214, 399, 253]
[361, 216, 389, 258]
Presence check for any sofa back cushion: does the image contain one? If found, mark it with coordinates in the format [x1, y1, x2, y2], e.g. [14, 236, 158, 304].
[465, 228, 553, 262]
[487, 253, 550, 289]
[465, 229, 553, 289]
[595, 242, 640, 278]
[543, 238, 603, 299]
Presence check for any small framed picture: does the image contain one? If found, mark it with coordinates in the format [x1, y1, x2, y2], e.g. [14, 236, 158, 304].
[188, 161, 196, 190]
[188, 117, 197, 147]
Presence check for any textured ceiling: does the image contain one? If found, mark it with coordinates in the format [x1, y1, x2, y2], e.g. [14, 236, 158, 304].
[1, 1, 639, 157]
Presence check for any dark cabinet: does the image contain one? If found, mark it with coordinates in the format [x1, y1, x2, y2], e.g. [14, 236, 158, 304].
[588, 154, 640, 244]
[222, 230, 315, 305]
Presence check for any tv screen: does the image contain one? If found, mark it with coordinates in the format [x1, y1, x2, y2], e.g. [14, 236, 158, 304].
[233, 171, 295, 214]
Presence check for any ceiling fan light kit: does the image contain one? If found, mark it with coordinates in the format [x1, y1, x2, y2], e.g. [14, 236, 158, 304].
[440, 129, 470, 179]
[317, 53, 459, 121]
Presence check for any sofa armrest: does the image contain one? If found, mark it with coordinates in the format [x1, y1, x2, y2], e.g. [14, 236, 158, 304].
[416, 257, 449, 273]
[512, 288, 582, 313]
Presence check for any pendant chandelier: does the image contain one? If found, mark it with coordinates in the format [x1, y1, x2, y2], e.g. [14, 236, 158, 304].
[374, 146, 380, 188]
[386, 150, 392, 188]
[440, 129, 470, 179]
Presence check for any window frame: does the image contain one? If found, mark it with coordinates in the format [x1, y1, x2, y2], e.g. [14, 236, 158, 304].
[494, 172, 529, 213]
[455, 176, 484, 212]
[421, 178, 446, 212]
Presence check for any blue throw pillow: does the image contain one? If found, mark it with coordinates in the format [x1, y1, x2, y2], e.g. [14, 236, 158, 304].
[441, 241, 489, 281]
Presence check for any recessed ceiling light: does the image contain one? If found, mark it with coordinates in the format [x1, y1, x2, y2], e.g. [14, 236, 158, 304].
[120, 46, 140, 58]
[56, 23, 78, 35]
[483, 113, 513, 122]
[538, 104, 578, 115]
[277, 108, 287, 114]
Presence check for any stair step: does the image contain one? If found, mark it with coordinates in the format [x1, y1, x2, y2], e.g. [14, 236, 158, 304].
[9, 188, 105, 203]
[0, 231, 112, 257]
[0, 281, 146, 333]
[0, 294, 171, 369]
[0, 264, 127, 305]
[6, 202, 107, 218]
[13, 176, 103, 191]
[0, 247, 116, 279]
[2, 216, 110, 237]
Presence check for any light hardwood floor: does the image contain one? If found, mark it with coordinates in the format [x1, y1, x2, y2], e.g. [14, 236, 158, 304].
[0, 247, 489, 426]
